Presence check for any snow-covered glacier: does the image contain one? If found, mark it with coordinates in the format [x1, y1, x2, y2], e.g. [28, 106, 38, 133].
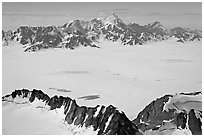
[2, 38, 202, 135]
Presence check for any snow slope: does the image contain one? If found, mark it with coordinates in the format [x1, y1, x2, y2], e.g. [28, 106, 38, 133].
[2, 39, 202, 134]
[2, 100, 97, 135]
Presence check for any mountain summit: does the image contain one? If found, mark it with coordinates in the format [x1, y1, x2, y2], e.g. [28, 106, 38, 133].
[103, 12, 125, 26]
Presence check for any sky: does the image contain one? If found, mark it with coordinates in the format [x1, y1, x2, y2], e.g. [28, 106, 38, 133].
[2, 2, 202, 31]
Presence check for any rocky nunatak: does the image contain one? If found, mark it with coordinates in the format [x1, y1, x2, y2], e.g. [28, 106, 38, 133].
[2, 89, 142, 135]
[132, 91, 202, 135]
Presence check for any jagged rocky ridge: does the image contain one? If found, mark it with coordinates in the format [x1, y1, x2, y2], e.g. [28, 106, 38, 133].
[2, 89, 142, 135]
[132, 91, 202, 135]
[2, 89, 202, 135]
[2, 13, 202, 52]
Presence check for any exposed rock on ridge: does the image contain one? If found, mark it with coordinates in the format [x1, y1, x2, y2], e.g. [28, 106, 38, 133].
[132, 91, 202, 135]
[2, 89, 142, 135]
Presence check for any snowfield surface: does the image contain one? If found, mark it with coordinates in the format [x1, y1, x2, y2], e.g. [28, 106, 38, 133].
[2, 38, 202, 134]
[2, 101, 97, 135]
[164, 92, 202, 113]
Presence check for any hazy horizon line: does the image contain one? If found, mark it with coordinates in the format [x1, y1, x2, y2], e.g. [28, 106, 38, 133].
[2, 14, 202, 32]
[3, 2, 202, 31]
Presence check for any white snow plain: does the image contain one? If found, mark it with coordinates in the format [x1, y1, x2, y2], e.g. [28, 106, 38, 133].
[2, 38, 202, 134]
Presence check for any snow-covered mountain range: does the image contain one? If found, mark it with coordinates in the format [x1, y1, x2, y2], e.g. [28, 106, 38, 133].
[2, 89, 202, 135]
[2, 13, 202, 52]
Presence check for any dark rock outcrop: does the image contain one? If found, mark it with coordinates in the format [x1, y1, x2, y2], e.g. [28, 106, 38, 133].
[2, 89, 142, 135]
[175, 111, 187, 129]
[13, 25, 98, 52]
[132, 92, 202, 135]
[132, 95, 176, 131]
[188, 109, 202, 135]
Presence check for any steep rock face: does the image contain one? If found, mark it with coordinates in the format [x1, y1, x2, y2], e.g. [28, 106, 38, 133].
[132, 94, 175, 131]
[2, 89, 141, 135]
[132, 91, 202, 135]
[188, 109, 202, 135]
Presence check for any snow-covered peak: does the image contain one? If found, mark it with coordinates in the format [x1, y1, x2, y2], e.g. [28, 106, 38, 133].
[151, 21, 162, 26]
[106, 12, 119, 20]
[148, 21, 166, 30]
[103, 12, 124, 26]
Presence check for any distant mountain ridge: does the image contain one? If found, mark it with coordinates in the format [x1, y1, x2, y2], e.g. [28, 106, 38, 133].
[2, 13, 202, 52]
